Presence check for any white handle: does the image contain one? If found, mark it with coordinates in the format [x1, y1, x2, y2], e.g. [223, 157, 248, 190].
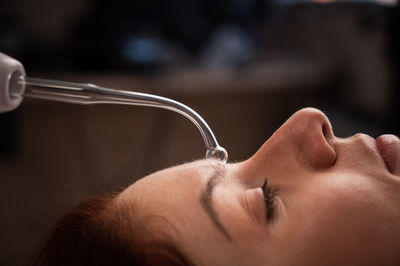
[0, 52, 25, 113]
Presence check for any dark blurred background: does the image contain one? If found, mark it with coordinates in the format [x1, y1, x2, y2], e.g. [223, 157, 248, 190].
[0, 0, 399, 264]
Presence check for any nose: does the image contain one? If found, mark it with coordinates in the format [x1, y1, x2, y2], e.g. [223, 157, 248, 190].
[252, 108, 337, 170]
[290, 108, 336, 169]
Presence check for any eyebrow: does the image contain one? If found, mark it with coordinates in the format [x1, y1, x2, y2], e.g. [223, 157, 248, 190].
[199, 165, 233, 242]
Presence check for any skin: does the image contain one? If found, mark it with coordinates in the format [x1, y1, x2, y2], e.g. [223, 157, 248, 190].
[118, 108, 400, 266]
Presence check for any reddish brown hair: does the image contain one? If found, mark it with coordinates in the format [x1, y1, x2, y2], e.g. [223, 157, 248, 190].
[32, 193, 195, 266]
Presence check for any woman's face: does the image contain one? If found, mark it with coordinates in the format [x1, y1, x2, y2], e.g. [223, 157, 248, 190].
[119, 108, 400, 266]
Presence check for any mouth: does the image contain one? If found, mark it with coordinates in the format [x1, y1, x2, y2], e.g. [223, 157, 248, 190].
[375, 135, 400, 174]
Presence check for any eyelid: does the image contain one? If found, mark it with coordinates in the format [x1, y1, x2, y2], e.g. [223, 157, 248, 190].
[274, 196, 287, 220]
[239, 188, 266, 224]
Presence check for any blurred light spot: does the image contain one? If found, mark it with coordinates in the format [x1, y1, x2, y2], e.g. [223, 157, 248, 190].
[202, 25, 254, 69]
[121, 37, 163, 64]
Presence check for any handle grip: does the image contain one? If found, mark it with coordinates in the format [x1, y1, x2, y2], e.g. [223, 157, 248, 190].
[0, 52, 25, 113]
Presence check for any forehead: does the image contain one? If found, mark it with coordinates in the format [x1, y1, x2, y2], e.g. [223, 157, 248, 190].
[129, 159, 211, 191]
[117, 159, 235, 257]
[118, 159, 215, 220]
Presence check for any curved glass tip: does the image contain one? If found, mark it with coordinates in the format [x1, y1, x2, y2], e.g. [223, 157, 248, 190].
[206, 146, 228, 164]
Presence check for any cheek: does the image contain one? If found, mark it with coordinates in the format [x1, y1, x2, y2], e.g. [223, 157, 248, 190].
[273, 174, 400, 265]
[299, 174, 387, 233]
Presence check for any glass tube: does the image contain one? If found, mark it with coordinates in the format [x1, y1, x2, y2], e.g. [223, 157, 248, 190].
[19, 76, 228, 163]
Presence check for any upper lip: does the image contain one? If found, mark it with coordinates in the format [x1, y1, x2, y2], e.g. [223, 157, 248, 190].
[375, 135, 400, 174]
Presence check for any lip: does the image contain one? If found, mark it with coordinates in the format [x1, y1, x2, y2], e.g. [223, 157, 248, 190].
[375, 134, 400, 174]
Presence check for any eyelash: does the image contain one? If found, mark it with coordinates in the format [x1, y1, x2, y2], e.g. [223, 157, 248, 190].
[261, 180, 278, 222]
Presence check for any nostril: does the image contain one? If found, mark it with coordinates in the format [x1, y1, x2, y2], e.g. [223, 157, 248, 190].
[322, 122, 334, 142]
[322, 124, 329, 140]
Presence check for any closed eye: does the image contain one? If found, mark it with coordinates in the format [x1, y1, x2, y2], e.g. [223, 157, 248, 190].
[262, 180, 278, 222]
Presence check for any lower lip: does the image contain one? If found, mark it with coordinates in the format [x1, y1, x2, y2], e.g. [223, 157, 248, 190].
[375, 135, 400, 174]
